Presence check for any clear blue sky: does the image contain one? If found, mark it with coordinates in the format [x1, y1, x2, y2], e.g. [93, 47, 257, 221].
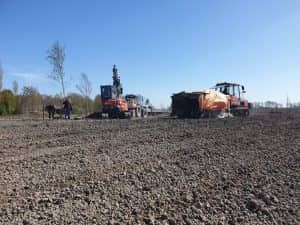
[1, 0, 300, 107]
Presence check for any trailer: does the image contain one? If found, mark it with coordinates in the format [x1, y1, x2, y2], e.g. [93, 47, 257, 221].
[171, 82, 250, 118]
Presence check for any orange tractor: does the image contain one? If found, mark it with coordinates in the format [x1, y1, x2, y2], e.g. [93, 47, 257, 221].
[171, 82, 250, 118]
[213, 82, 250, 116]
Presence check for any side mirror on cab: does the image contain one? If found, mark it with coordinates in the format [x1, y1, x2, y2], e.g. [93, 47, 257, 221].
[241, 85, 246, 93]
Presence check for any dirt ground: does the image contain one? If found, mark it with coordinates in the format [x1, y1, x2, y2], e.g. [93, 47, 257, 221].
[0, 109, 299, 225]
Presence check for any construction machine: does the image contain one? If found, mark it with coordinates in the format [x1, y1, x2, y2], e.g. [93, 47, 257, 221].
[101, 65, 129, 118]
[171, 82, 250, 118]
[100, 65, 152, 119]
[213, 82, 250, 116]
[125, 94, 151, 118]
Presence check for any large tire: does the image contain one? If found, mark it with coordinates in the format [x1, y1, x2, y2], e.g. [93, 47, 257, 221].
[130, 110, 135, 118]
[109, 108, 120, 119]
[245, 109, 250, 117]
[142, 109, 148, 118]
[135, 108, 141, 118]
[120, 112, 127, 119]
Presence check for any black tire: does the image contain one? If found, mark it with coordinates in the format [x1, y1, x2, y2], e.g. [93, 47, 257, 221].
[131, 110, 135, 118]
[109, 108, 120, 119]
[142, 109, 148, 118]
[135, 108, 141, 118]
[120, 112, 127, 119]
[245, 109, 250, 117]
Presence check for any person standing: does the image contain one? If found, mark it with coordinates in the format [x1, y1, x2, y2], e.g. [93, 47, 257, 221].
[63, 98, 72, 119]
[45, 104, 55, 119]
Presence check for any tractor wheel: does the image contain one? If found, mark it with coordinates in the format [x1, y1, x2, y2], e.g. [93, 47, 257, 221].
[119, 112, 127, 119]
[142, 109, 148, 118]
[135, 108, 141, 118]
[109, 108, 120, 119]
[245, 109, 250, 117]
[130, 110, 135, 118]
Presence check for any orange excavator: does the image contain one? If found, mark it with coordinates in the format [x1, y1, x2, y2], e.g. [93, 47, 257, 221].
[100, 65, 152, 119]
[101, 65, 129, 118]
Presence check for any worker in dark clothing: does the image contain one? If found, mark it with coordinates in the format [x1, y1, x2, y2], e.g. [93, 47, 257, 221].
[63, 99, 72, 119]
[45, 104, 55, 119]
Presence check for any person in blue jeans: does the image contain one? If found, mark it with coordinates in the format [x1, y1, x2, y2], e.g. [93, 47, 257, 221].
[63, 99, 72, 119]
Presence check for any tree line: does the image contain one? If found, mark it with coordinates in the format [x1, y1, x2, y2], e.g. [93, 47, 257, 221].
[0, 41, 102, 116]
[0, 83, 102, 116]
[252, 101, 300, 108]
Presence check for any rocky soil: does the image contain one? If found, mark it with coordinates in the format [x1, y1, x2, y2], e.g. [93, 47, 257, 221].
[0, 109, 299, 225]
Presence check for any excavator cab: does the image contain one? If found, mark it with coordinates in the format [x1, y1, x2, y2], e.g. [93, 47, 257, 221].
[101, 84, 128, 118]
[101, 85, 114, 100]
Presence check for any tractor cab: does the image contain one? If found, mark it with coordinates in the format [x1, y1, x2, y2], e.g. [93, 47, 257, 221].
[125, 94, 144, 111]
[125, 94, 144, 105]
[213, 82, 245, 98]
[213, 82, 250, 116]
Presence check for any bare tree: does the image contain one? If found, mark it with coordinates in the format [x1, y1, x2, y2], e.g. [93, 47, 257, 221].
[46, 41, 66, 97]
[13, 80, 19, 95]
[76, 73, 92, 115]
[0, 61, 3, 93]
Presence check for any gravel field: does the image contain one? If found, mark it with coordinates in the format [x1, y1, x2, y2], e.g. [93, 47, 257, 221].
[0, 109, 299, 225]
